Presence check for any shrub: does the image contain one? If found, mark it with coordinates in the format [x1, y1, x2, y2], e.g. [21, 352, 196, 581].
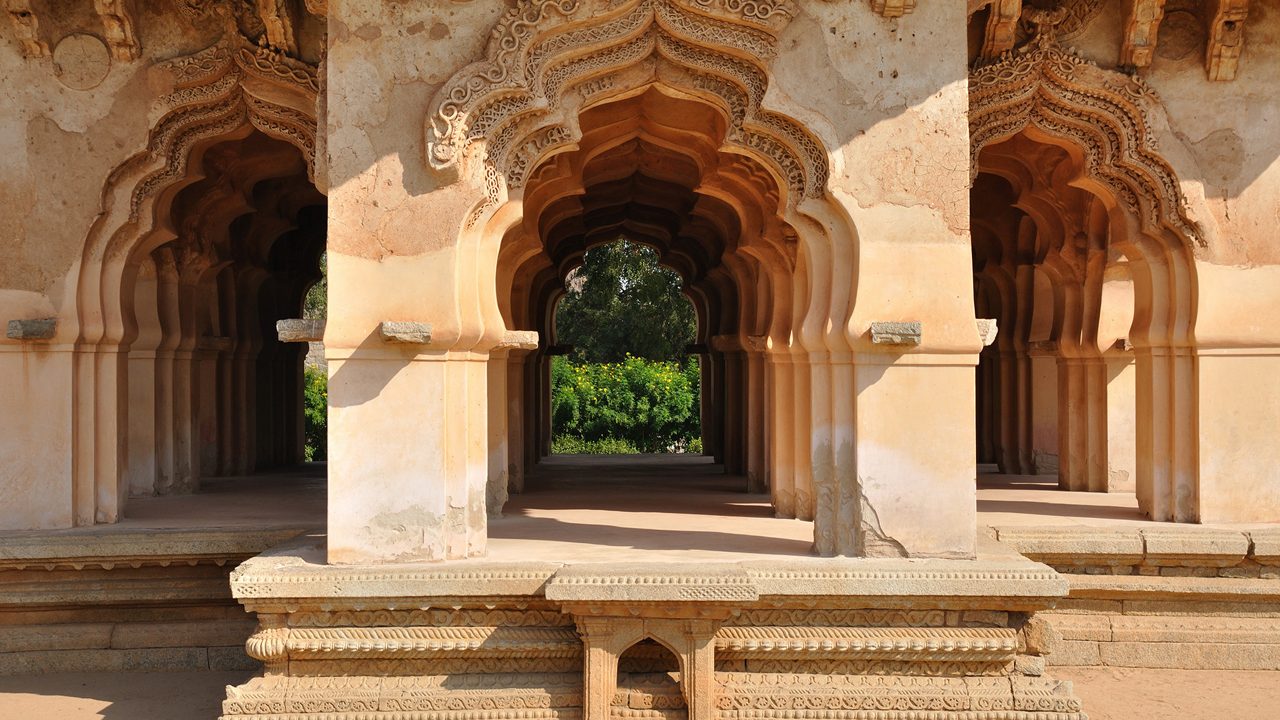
[303, 367, 327, 461]
[550, 355, 700, 453]
[551, 436, 640, 454]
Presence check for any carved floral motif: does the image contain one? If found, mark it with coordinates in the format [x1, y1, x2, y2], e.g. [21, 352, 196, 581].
[425, 0, 831, 225]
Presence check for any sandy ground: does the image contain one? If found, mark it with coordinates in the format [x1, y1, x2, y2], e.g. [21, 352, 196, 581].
[1055, 667, 1280, 720]
[2, 668, 1279, 719]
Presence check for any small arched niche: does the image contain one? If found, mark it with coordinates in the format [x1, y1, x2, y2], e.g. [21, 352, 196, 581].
[616, 638, 686, 718]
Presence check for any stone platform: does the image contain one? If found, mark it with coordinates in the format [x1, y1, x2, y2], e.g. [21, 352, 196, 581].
[222, 534, 1084, 720]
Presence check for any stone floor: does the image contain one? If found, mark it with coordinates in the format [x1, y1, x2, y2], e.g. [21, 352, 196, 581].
[10, 454, 1270, 557]
[92, 454, 1270, 544]
[3, 667, 1280, 720]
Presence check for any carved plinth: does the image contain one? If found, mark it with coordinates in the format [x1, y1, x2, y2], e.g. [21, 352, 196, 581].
[222, 538, 1085, 720]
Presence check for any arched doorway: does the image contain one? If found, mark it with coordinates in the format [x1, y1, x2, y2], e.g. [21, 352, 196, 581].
[968, 19, 1200, 521]
[68, 38, 324, 524]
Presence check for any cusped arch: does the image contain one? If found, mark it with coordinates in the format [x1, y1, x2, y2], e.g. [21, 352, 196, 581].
[424, 0, 830, 217]
[969, 33, 1203, 251]
[67, 36, 321, 526]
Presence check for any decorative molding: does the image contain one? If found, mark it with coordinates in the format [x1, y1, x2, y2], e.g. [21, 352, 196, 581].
[1120, 0, 1167, 69]
[93, 0, 140, 61]
[1205, 0, 1249, 81]
[4, 1, 47, 57]
[969, 26, 1205, 249]
[713, 625, 1020, 661]
[102, 33, 319, 240]
[424, 0, 830, 226]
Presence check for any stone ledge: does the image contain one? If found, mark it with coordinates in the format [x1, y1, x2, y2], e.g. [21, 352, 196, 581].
[231, 537, 1066, 610]
[1064, 573, 1280, 602]
[0, 527, 308, 570]
[992, 525, 1272, 571]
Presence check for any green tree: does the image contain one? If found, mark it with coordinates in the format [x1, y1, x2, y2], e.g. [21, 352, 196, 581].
[554, 239, 696, 362]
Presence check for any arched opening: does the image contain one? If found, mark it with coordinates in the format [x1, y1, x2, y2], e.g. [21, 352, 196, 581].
[616, 638, 685, 718]
[548, 237, 702, 457]
[486, 86, 806, 542]
[968, 32, 1201, 523]
[87, 129, 326, 517]
[972, 127, 1193, 520]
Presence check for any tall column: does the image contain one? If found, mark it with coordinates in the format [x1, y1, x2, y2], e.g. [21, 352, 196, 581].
[1105, 346, 1137, 492]
[1028, 341, 1059, 475]
[1057, 355, 1108, 492]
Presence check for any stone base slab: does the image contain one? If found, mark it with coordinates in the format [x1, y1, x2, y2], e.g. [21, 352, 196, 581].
[221, 537, 1082, 720]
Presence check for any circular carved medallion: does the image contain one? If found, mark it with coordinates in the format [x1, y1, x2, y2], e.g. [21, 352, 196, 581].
[52, 34, 111, 90]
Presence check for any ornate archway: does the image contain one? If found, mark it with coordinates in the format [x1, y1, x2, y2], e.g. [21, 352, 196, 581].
[415, 0, 878, 556]
[969, 19, 1200, 522]
[69, 34, 321, 525]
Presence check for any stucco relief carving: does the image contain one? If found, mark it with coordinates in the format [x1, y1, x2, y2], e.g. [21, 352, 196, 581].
[425, 0, 831, 219]
[117, 34, 318, 233]
[969, 23, 1204, 249]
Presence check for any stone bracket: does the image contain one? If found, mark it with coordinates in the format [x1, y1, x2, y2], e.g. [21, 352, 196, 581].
[869, 321, 921, 346]
[379, 321, 432, 345]
[978, 0, 1021, 61]
[498, 330, 539, 351]
[1205, 0, 1249, 81]
[871, 0, 916, 18]
[276, 318, 325, 343]
[1120, 0, 1167, 69]
[93, 0, 140, 61]
[5, 1, 48, 57]
[977, 318, 999, 347]
[6, 318, 56, 341]
[255, 0, 298, 56]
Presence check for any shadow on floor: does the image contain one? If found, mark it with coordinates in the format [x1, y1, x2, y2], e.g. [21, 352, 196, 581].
[0, 670, 252, 720]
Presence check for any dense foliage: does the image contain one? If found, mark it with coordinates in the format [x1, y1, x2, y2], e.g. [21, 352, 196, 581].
[303, 367, 327, 462]
[555, 240, 696, 363]
[550, 355, 700, 453]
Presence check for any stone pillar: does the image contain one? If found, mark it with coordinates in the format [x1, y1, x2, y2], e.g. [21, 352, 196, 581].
[1028, 341, 1059, 475]
[744, 336, 768, 493]
[1057, 355, 1108, 492]
[768, 351, 796, 516]
[486, 348, 511, 517]
[1105, 347, 1137, 492]
[505, 348, 531, 495]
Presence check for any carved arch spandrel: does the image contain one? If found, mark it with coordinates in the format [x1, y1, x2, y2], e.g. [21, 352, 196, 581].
[969, 34, 1204, 253]
[424, 0, 831, 215]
